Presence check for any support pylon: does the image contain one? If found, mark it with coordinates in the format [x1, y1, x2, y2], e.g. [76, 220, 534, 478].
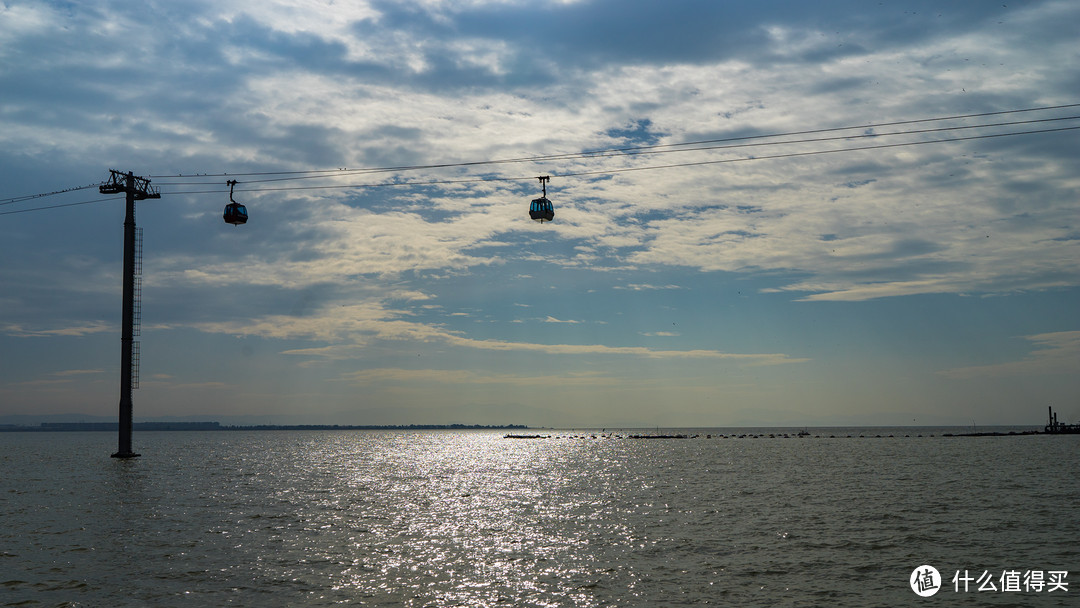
[100, 170, 159, 458]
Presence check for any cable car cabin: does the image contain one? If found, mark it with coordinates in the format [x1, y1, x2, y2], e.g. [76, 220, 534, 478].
[223, 202, 248, 226]
[529, 196, 554, 223]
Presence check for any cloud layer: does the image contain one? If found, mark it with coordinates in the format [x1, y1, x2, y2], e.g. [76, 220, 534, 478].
[1, 0, 1078, 425]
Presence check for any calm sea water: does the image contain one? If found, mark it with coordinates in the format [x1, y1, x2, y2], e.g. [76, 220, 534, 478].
[1, 429, 1077, 607]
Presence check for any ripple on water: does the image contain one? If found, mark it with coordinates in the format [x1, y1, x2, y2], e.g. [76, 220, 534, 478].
[1, 430, 1077, 606]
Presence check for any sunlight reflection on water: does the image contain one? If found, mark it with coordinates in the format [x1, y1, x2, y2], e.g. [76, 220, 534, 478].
[2, 430, 1078, 606]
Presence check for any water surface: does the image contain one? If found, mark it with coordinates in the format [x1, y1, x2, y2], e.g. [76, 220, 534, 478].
[2, 429, 1076, 606]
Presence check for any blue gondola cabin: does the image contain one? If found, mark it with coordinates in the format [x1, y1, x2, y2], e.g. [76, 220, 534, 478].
[223, 202, 248, 225]
[529, 196, 554, 223]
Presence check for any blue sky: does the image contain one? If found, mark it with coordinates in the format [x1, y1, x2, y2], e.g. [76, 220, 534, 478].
[1, 0, 1077, 427]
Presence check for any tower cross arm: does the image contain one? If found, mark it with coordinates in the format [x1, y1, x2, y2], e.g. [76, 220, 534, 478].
[99, 169, 160, 199]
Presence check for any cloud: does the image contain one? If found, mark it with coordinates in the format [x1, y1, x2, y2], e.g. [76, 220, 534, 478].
[341, 367, 621, 388]
[140, 379, 232, 391]
[6, 0, 1078, 307]
[51, 369, 105, 377]
[5, 369, 104, 388]
[193, 302, 426, 343]
[438, 333, 806, 364]
[616, 283, 681, 291]
[2, 0, 1078, 426]
[782, 278, 961, 302]
[939, 331, 1080, 379]
[2, 322, 113, 338]
[213, 298, 810, 365]
[10, 379, 77, 388]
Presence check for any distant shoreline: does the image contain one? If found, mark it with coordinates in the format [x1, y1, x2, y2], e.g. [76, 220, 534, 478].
[0, 422, 1067, 436]
[0, 422, 529, 432]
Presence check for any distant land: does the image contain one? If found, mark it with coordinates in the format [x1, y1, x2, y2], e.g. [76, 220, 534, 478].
[0, 421, 529, 432]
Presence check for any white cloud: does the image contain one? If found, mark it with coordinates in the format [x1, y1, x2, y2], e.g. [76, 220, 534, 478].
[438, 333, 806, 364]
[192, 296, 808, 365]
[51, 369, 105, 377]
[2, 0, 1078, 425]
[9, 0, 1079, 303]
[616, 283, 681, 291]
[342, 367, 620, 387]
[0, 4, 55, 44]
[2, 322, 113, 338]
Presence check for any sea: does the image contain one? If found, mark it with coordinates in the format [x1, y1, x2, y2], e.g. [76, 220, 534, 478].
[1, 428, 1076, 607]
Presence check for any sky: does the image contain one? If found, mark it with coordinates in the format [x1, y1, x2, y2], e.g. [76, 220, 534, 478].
[1, 0, 1078, 428]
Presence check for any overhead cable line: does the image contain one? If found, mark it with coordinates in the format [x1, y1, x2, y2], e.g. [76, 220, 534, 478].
[165, 175, 532, 195]
[574, 102, 1080, 153]
[0, 196, 125, 216]
[553, 124, 1080, 179]
[150, 113, 1080, 187]
[148, 102, 1080, 183]
[0, 183, 100, 207]
[155, 124, 1080, 197]
[3, 105, 1078, 216]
